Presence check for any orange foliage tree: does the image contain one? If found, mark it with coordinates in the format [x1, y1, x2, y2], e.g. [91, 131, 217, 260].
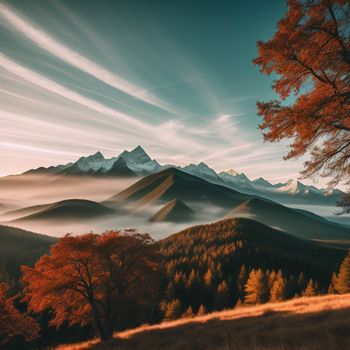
[254, 0, 350, 188]
[22, 231, 160, 341]
[0, 282, 39, 347]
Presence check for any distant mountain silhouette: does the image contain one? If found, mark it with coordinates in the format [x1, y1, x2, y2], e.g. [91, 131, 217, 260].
[224, 198, 350, 240]
[2, 203, 53, 221]
[107, 167, 250, 209]
[149, 199, 194, 222]
[24, 146, 159, 177]
[11, 199, 116, 222]
[95, 157, 136, 177]
[19, 145, 344, 207]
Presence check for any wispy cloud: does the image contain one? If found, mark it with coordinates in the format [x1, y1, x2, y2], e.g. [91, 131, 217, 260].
[0, 54, 155, 133]
[0, 2, 171, 111]
[0, 55, 205, 156]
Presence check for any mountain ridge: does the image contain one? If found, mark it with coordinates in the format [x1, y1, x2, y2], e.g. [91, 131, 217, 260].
[224, 197, 350, 240]
[149, 199, 194, 223]
[18, 146, 345, 206]
[106, 167, 251, 209]
[9, 199, 116, 223]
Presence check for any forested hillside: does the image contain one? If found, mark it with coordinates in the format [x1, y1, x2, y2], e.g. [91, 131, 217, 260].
[159, 218, 346, 318]
[0, 225, 56, 288]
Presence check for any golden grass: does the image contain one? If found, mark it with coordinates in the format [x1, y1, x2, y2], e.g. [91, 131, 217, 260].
[56, 294, 350, 350]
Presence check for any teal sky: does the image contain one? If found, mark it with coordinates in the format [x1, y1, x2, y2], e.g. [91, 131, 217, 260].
[0, 0, 326, 185]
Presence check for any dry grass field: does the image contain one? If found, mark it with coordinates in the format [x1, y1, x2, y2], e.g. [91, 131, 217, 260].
[56, 294, 350, 350]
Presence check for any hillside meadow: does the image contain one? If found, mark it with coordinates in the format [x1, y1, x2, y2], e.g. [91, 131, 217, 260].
[56, 294, 350, 350]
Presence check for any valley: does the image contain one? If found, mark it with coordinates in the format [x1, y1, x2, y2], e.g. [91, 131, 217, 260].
[0, 146, 348, 240]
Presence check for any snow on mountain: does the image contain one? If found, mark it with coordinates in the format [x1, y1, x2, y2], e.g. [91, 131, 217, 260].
[217, 169, 343, 203]
[100, 146, 161, 174]
[21, 146, 344, 204]
[25, 146, 160, 177]
[273, 179, 324, 196]
[74, 151, 105, 172]
[182, 162, 220, 180]
[218, 170, 254, 190]
[119, 145, 152, 164]
[118, 146, 161, 173]
[275, 179, 307, 194]
[251, 177, 275, 189]
[225, 169, 239, 176]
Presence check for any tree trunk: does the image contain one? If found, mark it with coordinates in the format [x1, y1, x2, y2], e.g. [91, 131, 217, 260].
[89, 301, 109, 341]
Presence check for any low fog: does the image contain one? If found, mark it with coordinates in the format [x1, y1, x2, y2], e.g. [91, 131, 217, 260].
[1, 174, 344, 240]
[0, 174, 136, 208]
[0, 174, 223, 240]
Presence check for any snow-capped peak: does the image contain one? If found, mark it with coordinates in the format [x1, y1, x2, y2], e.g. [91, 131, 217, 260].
[182, 162, 219, 178]
[91, 151, 104, 160]
[225, 169, 239, 176]
[119, 145, 152, 164]
[276, 179, 308, 194]
[74, 151, 105, 171]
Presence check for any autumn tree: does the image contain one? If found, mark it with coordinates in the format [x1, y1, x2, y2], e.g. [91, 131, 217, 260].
[197, 304, 207, 316]
[0, 283, 39, 347]
[236, 265, 248, 299]
[214, 280, 230, 310]
[335, 250, 350, 293]
[181, 306, 194, 319]
[244, 269, 269, 304]
[303, 279, 319, 297]
[270, 273, 287, 302]
[298, 272, 307, 292]
[254, 0, 350, 190]
[164, 299, 182, 320]
[22, 231, 160, 341]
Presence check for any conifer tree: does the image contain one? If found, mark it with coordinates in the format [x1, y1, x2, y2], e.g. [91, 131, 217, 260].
[164, 299, 182, 320]
[328, 273, 339, 294]
[197, 304, 207, 316]
[314, 281, 320, 294]
[236, 265, 247, 298]
[270, 275, 287, 302]
[204, 269, 213, 288]
[336, 251, 350, 293]
[181, 306, 194, 319]
[286, 275, 297, 299]
[235, 298, 243, 308]
[214, 281, 230, 310]
[187, 269, 198, 287]
[303, 279, 317, 297]
[298, 272, 307, 293]
[165, 282, 176, 300]
[268, 270, 277, 289]
[244, 269, 269, 304]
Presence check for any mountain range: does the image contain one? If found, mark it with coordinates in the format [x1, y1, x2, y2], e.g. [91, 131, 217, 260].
[24, 146, 161, 177]
[21, 146, 344, 206]
[2, 164, 350, 241]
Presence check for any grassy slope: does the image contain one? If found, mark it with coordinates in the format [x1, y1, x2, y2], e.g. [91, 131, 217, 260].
[56, 294, 350, 350]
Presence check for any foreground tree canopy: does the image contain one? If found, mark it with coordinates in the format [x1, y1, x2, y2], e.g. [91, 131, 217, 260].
[0, 283, 39, 347]
[254, 0, 350, 188]
[22, 230, 160, 341]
